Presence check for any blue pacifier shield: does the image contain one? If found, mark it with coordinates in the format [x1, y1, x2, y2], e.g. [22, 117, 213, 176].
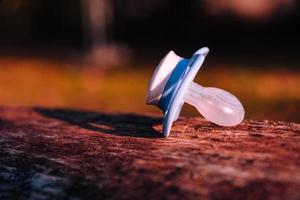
[146, 47, 209, 137]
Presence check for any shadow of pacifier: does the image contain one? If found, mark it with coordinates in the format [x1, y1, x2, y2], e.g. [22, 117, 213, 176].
[146, 47, 245, 137]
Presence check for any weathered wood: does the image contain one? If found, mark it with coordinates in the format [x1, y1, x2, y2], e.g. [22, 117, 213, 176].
[0, 107, 299, 200]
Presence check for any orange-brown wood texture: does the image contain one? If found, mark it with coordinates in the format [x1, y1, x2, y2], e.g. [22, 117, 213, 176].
[0, 107, 299, 200]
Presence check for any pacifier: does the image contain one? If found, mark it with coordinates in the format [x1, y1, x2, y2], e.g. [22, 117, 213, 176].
[146, 47, 245, 137]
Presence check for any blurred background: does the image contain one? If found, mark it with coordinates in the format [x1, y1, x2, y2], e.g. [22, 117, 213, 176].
[0, 0, 299, 122]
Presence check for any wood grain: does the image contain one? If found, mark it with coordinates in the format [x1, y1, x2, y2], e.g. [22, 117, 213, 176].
[0, 107, 299, 200]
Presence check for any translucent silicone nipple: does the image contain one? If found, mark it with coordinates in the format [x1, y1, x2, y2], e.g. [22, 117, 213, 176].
[183, 82, 245, 126]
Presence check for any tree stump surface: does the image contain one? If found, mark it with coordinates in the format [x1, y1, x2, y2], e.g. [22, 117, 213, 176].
[0, 107, 299, 200]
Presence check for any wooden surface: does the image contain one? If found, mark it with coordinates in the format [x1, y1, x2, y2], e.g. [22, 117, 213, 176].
[0, 107, 299, 200]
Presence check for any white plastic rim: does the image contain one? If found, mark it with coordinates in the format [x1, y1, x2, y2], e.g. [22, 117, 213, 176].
[163, 47, 209, 136]
[146, 51, 182, 105]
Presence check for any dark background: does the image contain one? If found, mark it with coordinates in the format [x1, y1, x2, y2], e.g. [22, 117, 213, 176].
[0, 0, 299, 66]
[0, 0, 299, 122]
